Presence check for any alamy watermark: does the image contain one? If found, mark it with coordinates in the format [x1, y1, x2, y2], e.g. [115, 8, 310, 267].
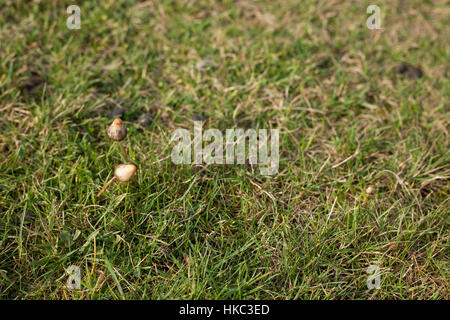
[366, 5, 381, 30]
[67, 5, 81, 30]
[366, 264, 381, 290]
[66, 265, 81, 290]
[171, 121, 279, 175]
[67, 4, 381, 31]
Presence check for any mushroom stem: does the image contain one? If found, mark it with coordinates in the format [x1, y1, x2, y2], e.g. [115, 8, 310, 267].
[96, 176, 116, 198]
[118, 141, 134, 164]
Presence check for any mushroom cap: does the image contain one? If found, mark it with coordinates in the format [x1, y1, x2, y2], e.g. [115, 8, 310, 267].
[114, 164, 137, 182]
[107, 118, 127, 141]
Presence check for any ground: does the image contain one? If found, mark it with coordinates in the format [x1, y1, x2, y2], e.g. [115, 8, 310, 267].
[0, 0, 449, 299]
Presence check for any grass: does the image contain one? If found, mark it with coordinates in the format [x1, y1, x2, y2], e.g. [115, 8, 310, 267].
[0, 0, 449, 299]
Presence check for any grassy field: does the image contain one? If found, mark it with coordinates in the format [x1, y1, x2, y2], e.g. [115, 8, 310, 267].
[0, 0, 449, 299]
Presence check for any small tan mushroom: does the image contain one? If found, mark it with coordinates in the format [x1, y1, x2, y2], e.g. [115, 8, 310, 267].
[107, 118, 127, 141]
[107, 118, 133, 163]
[114, 164, 137, 182]
[96, 163, 137, 198]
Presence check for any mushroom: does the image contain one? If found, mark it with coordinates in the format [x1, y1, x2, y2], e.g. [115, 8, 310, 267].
[96, 164, 137, 198]
[114, 164, 137, 182]
[107, 118, 134, 163]
[107, 118, 127, 141]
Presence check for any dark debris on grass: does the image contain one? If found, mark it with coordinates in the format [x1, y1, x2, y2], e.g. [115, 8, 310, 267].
[395, 63, 424, 79]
